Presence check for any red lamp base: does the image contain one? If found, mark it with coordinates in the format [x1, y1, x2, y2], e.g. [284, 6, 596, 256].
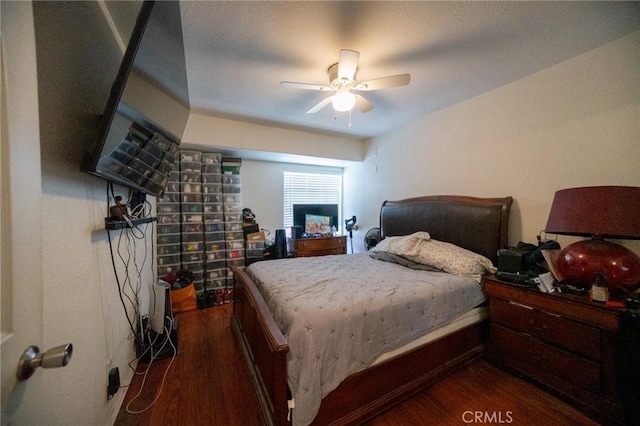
[555, 239, 640, 292]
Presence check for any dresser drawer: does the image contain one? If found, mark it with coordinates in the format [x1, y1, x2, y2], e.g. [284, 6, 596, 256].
[491, 298, 601, 361]
[492, 324, 601, 393]
[295, 236, 346, 251]
[295, 247, 345, 257]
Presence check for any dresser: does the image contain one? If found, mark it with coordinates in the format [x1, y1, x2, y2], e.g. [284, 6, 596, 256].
[484, 276, 625, 425]
[293, 236, 347, 257]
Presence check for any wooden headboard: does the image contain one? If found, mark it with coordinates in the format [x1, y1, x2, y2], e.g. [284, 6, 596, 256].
[379, 195, 513, 265]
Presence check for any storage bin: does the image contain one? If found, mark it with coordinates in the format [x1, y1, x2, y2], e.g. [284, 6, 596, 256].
[223, 203, 241, 213]
[225, 231, 243, 241]
[181, 171, 201, 183]
[181, 182, 201, 193]
[201, 153, 221, 164]
[224, 222, 242, 232]
[181, 193, 203, 203]
[203, 203, 223, 213]
[180, 161, 201, 173]
[182, 241, 203, 252]
[180, 150, 202, 163]
[157, 192, 179, 203]
[157, 233, 180, 245]
[203, 193, 222, 203]
[157, 224, 180, 234]
[204, 213, 224, 223]
[205, 232, 225, 243]
[206, 250, 225, 261]
[204, 222, 224, 232]
[202, 164, 221, 174]
[226, 240, 244, 250]
[227, 249, 244, 259]
[157, 244, 180, 256]
[182, 251, 205, 263]
[222, 174, 241, 185]
[202, 173, 221, 184]
[157, 203, 180, 214]
[206, 260, 226, 271]
[157, 264, 180, 277]
[157, 254, 180, 266]
[223, 213, 242, 223]
[157, 214, 179, 224]
[182, 232, 204, 243]
[202, 183, 222, 194]
[181, 223, 203, 233]
[181, 213, 203, 223]
[182, 261, 204, 275]
[246, 249, 264, 258]
[181, 203, 204, 213]
[222, 184, 241, 194]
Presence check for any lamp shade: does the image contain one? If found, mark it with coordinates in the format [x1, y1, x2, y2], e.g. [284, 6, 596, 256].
[332, 89, 356, 112]
[545, 186, 640, 239]
[545, 186, 640, 292]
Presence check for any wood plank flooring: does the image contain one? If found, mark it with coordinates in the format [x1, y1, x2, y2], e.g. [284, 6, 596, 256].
[115, 304, 600, 426]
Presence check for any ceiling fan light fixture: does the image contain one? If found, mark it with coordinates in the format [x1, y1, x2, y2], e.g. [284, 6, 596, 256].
[332, 89, 356, 112]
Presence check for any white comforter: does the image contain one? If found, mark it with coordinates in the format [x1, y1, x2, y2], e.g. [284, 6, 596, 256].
[246, 252, 486, 426]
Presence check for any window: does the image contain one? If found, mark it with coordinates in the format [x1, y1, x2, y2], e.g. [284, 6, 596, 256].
[283, 169, 343, 231]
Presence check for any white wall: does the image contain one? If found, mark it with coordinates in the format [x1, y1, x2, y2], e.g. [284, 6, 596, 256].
[238, 159, 345, 238]
[14, 2, 149, 424]
[345, 32, 640, 253]
[183, 113, 363, 163]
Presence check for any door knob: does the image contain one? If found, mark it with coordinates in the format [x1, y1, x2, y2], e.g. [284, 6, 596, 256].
[17, 344, 73, 381]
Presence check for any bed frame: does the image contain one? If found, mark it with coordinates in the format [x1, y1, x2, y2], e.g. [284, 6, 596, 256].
[232, 195, 512, 425]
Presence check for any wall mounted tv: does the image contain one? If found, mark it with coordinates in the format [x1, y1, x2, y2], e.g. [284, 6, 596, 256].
[293, 204, 339, 235]
[81, 1, 190, 198]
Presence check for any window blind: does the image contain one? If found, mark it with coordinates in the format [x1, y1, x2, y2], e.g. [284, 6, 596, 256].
[283, 170, 343, 230]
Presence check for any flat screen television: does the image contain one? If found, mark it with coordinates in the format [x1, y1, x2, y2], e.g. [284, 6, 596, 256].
[81, 1, 190, 198]
[293, 204, 339, 235]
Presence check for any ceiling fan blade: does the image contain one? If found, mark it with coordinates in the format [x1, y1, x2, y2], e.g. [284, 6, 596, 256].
[306, 96, 333, 114]
[354, 94, 374, 113]
[338, 49, 359, 81]
[354, 73, 411, 91]
[280, 81, 333, 91]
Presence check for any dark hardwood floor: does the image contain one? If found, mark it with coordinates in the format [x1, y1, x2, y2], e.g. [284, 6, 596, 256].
[115, 304, 600, 426]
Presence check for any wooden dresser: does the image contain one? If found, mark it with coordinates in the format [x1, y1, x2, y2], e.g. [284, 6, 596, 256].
[293, 236, 347, 257]
[484, 276, 625, 425]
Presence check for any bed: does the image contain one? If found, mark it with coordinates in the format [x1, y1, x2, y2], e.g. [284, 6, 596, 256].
[232, 195, 512, 425]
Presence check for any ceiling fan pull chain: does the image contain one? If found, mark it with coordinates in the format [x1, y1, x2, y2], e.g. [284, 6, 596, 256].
[348, 109, 352, 128]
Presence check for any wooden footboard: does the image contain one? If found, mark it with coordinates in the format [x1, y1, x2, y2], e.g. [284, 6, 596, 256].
[233, 266, 489, 426]
[231, 267, 289, 425]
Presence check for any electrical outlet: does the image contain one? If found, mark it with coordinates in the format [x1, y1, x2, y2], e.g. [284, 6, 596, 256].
[107, 367, 120, 400]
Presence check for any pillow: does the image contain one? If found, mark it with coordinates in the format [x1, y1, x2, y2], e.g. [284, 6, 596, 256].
[371, 231, 496, 282]
[371, 231, 431, 258]
[369, 251, 442, 272]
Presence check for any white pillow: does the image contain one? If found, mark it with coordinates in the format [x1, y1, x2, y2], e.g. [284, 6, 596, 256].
[372, 231, 496, 282]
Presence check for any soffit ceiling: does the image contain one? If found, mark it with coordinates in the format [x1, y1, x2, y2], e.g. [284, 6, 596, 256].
[178, 1, 639, 140]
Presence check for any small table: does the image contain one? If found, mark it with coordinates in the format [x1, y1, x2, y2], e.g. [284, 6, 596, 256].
[483, 275, 626, 425]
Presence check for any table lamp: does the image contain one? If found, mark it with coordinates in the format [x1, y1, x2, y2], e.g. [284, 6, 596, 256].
[544, 186, 640, 292]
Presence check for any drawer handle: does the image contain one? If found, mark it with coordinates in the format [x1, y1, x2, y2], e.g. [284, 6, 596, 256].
[528, 319, 548, 333]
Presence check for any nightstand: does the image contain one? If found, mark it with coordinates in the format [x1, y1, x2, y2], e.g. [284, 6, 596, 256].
[484, 276, 625, 425]
[293, 236, 347, 257]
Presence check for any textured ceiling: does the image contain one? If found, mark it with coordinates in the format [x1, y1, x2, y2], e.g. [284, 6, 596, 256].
[178, 1, 639, 139]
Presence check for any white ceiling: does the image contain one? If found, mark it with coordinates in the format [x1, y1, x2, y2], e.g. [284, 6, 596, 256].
[179, 1, 639, 140]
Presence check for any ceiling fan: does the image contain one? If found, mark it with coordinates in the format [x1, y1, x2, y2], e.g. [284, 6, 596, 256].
[280, 49, 411, 114]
